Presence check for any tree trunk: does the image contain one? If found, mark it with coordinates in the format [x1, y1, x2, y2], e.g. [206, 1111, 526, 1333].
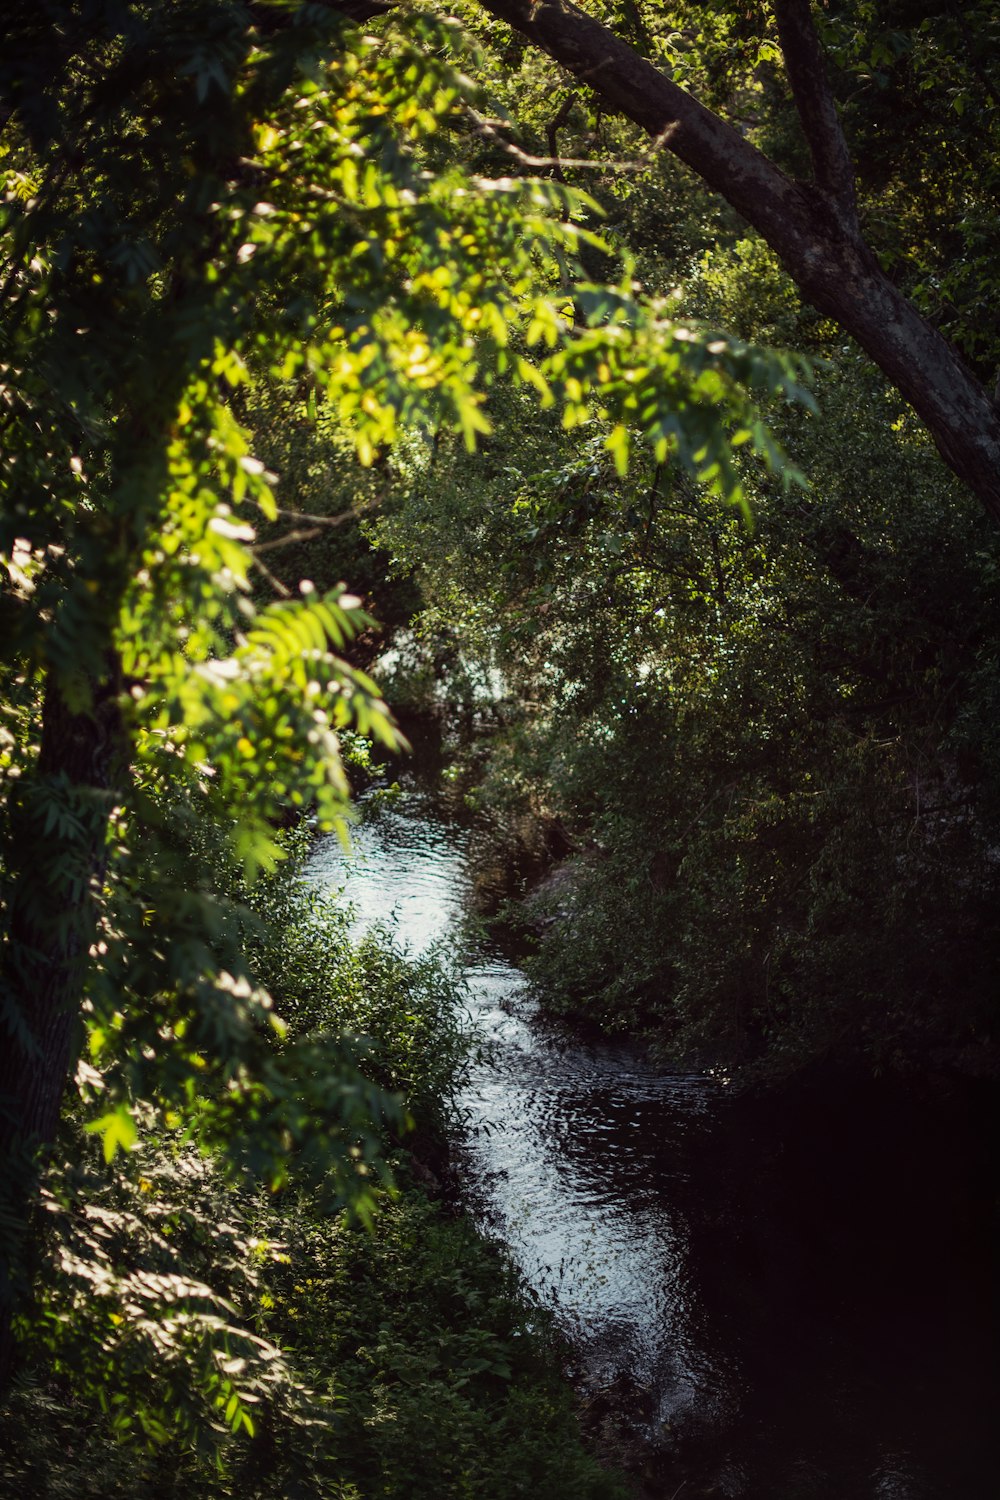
[0, 664, 125, 1389]
[472, 0, 1000, 521]
[767, 216, 1000, 524]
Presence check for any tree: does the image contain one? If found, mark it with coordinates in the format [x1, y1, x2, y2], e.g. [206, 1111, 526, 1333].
[374, 230, 1000, 1074]
[0, 0, 809, 1387]
[450, 0, 1000, 519]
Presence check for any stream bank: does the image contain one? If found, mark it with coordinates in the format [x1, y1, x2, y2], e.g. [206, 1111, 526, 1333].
[308, 745, 1000, 1499]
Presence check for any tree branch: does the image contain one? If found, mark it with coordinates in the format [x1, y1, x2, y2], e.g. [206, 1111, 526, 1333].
[253, 525, 325, 553]
[469, 107, 648, 172]
[771, 0, 859, 232]
[474, 0, 809, 238]
[263, 497, 382, 526]
[468, 0, 1000, 521]
[546, 91, 577, 183]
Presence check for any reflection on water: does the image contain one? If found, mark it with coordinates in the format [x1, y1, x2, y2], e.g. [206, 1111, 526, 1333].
[460, 959, 724, 1432]
[307, 789, 999, 1500]
[308, 796, 721, 1421]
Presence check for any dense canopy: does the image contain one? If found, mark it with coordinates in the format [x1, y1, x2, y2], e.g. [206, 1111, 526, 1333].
[1, 1, 998, 1493]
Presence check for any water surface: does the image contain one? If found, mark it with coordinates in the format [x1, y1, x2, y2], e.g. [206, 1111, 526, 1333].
[308, 784, 999, 1499]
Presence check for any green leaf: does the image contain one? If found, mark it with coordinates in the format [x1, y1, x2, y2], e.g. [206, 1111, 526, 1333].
[85, 1106, 139, 1163]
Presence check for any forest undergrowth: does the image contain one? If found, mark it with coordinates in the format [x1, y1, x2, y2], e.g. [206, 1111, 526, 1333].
[0, 838, 626, 1500]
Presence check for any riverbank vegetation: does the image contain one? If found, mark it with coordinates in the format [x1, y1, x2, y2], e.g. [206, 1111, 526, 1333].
[0, 853, 625, 1497]
[379, 243, 1000, 1075]
[2, 0, 999, 1491]
[367, 5, 1000, 1078]
[2, 0, 796, 1486]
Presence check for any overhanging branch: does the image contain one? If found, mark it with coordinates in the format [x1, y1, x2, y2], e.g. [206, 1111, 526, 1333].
[467, 0, 1000, 521]
[472, 0, 812, 240]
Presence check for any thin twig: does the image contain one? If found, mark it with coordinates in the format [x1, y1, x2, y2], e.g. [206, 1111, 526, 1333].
[546, 93, 578, 184]
[265, 496, 382, 526]
[468, 109, 671, 173]
[250, 554, 291, 598]
[252, 526, 324, 554]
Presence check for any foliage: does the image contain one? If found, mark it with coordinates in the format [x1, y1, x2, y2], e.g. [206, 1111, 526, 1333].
[245, 852, 470, 1132]
[0, 866, 623, 1499]
[0, 0, 810, 1313]
[0, 0, 810, 1136]
[19, 1140, 301, 1455]
[376, 226, 1000, 1073]
[252, 1187, 625, 1500]
[820, 0, 1000, 375]
[6, 0, 995, 1484]
[0, 1178, 626, 1500]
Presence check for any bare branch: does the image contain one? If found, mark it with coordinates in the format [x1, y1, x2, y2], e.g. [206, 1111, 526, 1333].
[546, 92, 577, 183]
[250, 554, 292, 598]
[468, 109, 654, 173]
[266, 497, 382, 526]
[771, 0, 859, 231]
[252, 526, 324, 554]
[249, 497, 384, 582]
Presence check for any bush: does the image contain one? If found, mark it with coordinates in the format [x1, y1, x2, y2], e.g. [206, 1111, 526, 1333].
[0, 848, 624, 1500]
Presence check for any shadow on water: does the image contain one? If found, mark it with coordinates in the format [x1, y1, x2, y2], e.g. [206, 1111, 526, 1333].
[671, 1070, 998, 1499]
[307, 751, 1000, 1499]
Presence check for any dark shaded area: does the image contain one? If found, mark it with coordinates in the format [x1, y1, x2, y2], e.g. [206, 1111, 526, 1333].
[354, 733, 1000, 1498]
[660, 1069, 1000, 1497]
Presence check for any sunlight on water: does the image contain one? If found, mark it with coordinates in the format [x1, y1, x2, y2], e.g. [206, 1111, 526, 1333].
[305, 786, 994, 1498]
[307, 794, 725, 1431]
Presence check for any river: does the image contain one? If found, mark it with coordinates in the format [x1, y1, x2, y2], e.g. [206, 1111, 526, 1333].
[307, 774, 999, 1499]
